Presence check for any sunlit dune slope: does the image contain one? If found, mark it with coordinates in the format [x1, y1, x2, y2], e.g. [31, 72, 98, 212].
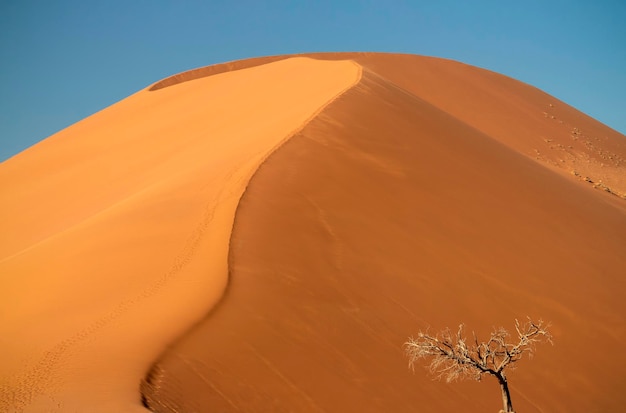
[0, 57, 361, 412]
[142, 55, 626, 413]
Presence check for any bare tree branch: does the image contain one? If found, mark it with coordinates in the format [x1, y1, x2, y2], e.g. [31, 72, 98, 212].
[404, 317, 552, 412]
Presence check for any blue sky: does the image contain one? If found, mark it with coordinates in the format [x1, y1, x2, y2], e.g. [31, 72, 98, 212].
[1, 1, 625, 161]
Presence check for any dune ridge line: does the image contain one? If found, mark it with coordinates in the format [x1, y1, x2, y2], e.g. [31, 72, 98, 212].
[140, 59, 363, 404]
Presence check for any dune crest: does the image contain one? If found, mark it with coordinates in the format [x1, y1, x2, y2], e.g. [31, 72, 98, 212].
[152, 52, 626, 199]
[0, 57, 361, 412]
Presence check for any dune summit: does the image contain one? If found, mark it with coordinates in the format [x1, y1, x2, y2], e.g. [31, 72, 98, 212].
[1, 53, 625, 413]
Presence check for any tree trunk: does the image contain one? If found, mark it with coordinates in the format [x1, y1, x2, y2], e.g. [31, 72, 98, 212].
[496, 372, 514, 412]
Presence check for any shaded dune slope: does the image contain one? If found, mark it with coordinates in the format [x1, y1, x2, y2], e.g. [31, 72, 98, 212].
[143, 59, 626, 412]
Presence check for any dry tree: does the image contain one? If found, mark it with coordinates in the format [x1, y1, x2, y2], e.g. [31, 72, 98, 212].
[404, 318, 552, 413]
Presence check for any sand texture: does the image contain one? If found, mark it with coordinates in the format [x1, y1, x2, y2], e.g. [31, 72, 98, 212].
[1, 53, 625, 413]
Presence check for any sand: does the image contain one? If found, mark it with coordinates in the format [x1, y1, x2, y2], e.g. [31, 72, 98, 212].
[2, 53, 626, 413]
[0, 57, 361, 412]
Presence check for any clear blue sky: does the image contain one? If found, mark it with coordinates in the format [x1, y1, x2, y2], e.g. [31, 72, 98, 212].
[1, 1, 625, 161]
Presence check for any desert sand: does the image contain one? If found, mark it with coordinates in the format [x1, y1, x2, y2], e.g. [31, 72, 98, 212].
[1, 53, 626, 413]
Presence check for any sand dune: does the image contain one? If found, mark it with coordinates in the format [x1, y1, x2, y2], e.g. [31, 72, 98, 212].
[1, 53, 625, 413]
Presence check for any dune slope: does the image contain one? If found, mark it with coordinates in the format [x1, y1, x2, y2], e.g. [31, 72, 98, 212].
[142, 57, 626, 412]
[0, 57, 361, 412]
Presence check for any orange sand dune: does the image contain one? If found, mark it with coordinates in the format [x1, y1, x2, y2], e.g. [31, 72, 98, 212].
[1, 53, 625, 413]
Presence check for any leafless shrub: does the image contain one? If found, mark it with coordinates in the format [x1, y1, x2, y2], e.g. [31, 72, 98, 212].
[404, 318, 552, 412]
